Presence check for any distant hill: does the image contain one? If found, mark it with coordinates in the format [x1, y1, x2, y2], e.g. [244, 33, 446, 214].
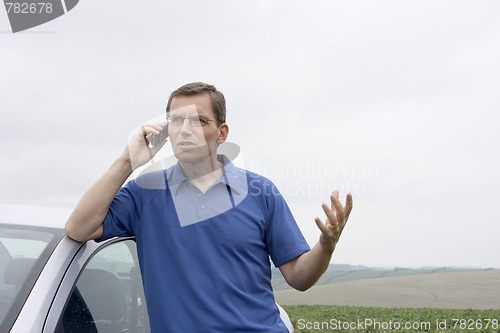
[271, 264, 486, 291]
[273, 268, 500, 310]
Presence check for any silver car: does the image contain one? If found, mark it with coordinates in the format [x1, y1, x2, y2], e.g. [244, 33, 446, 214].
[1, 201, 151, 332]
[0, 202, 294, 332]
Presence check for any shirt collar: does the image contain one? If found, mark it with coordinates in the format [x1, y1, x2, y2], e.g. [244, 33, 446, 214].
[218, 154, 244, 195]
[169, 154, 244, 195]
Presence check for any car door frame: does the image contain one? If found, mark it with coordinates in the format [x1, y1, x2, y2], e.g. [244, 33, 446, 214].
[8, 234, 81, 333]
[42, 236, 140, 333]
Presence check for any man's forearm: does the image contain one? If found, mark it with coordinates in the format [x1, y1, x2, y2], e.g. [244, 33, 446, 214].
[280, 242, 334, 292]
[65, 155, 132, 242]
[281, 192, 352, 291]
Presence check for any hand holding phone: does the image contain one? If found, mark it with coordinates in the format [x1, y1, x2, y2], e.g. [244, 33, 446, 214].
[150, 123, 169, 146]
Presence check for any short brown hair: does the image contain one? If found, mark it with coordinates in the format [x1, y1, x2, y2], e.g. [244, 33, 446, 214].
[166, 82, 226, 125]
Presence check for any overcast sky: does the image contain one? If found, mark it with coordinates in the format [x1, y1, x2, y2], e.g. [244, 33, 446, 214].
[1, 0, 499, 269]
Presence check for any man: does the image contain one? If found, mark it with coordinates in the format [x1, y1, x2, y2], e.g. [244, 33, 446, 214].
[66, 82, 353, 332]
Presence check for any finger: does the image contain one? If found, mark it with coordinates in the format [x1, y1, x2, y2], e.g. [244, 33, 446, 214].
[139, 126, 149, 144]
[143, 126, 162, 135]
[322, 203, 338, 227]
[330, 193, 337, 214]
[314, 217, 328, 234]
[345, 192, 353, 220]
[330, 194, 345, 223]
[152, 122, 167, 131]
[140, 122, 167, 137]
[144, 122, 166, 129]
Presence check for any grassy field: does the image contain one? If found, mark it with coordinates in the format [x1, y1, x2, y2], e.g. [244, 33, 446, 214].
[274, 270, 500, 310]
[282, 305, 500, 333]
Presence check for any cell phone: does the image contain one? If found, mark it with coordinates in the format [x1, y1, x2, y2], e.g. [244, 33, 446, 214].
[150, 124, 169, 146]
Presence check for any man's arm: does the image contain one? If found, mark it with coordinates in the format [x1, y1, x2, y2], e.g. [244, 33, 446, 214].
[65, 123, 167, 242]
[279, 191, 353, 291]
[65, 156, 132, 242]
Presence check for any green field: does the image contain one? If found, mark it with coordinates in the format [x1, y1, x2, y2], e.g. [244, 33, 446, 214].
[282, 305, 500, 333]
[274, 270, 500, 310]
[274, 268, 500, 331]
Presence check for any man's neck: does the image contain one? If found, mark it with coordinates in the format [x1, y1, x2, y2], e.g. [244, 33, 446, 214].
[180, 155, 224, 194]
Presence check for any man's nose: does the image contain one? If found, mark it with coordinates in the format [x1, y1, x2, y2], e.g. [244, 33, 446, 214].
[179, 117, 194, 134]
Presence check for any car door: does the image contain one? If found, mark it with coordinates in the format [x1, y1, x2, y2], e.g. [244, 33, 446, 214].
[45, 238, 150, 333]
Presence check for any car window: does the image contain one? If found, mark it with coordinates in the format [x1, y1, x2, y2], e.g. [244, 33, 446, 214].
[58, 240, 150, 333]
[0, 226, 58, 331]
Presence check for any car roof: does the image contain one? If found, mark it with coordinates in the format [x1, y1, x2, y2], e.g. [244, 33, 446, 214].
[0, 201, 75, 230]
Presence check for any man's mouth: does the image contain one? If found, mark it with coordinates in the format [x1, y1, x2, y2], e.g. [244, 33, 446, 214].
[177, 141, 197, 148]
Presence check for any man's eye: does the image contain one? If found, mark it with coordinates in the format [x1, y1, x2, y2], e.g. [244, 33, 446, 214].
[197, 118, 208, 126]
[171, 116, 184, 124]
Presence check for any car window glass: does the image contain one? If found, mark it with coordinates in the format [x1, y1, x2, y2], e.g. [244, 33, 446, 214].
[0, 228, 54, 329]
[59, 240, 150, 333]
[1, 238, 49, 258]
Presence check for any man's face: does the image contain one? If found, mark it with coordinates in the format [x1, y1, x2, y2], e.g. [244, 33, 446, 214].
[168, 93, 226, 164]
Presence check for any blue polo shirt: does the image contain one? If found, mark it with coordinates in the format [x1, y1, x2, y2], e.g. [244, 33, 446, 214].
[99, 155, 310, 332]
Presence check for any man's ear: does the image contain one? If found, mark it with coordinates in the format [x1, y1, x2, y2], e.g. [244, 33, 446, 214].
[217, 123, 229, 144]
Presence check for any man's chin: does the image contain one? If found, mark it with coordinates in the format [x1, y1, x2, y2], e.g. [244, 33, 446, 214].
[173, 147, 210, 162]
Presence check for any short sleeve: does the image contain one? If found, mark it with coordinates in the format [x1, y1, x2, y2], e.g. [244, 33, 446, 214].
[264, 181, 310, 267]
[96, 180, 141, 242]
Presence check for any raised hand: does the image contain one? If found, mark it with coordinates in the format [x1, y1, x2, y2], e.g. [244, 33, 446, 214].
[125, 122, 168, 171]
[314, 190, 353, 253]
